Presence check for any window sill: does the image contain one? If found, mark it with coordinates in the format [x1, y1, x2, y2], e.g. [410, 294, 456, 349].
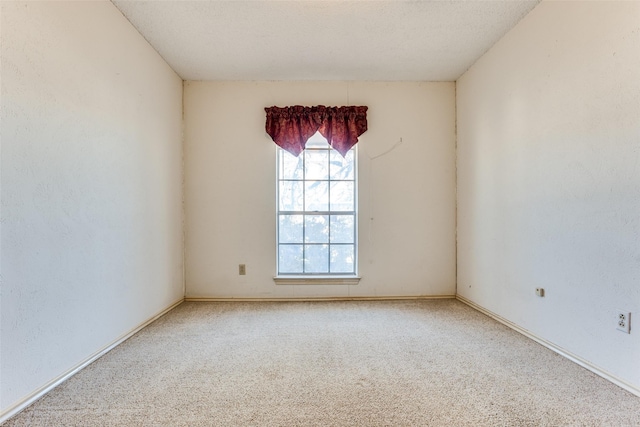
[274, 276, 361, 286]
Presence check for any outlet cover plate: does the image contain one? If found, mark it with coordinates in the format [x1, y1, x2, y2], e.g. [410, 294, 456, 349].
[617, 311, 631, 334]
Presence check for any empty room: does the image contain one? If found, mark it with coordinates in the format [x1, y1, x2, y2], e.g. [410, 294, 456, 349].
[1, 0, 639, 425]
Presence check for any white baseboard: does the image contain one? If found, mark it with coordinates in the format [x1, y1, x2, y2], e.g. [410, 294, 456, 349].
[0, 298, 184, 424]
[456, 294, 640, 398]
[185, 295, 457, 302]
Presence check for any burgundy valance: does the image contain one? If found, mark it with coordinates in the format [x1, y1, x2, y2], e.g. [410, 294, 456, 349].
[265, 105, 368, 157]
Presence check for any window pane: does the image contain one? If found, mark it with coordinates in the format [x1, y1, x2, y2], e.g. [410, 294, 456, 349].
[279, 215, 303, 244]
[305, 181, 329, 211]
[305, 215, 329, 243]
[279, 245, 303, 273]
[330, 215, 354, 243]
[276, 142, 356, 276]
[305, 244, 329, 273]
[330, 245, 355, 273]
[330, 150, 355, 180]
[306, 132, 330, 149]
[305, 150, 329, 180]
[279, 181, 303, 211]
[330, 181, 354, 211]
[281, 151, 303, 179]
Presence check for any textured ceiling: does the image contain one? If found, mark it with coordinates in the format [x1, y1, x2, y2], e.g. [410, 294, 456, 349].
[111, 0, 541, 81]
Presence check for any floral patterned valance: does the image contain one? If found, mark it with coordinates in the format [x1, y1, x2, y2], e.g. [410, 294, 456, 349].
[265, 105, 368, 157]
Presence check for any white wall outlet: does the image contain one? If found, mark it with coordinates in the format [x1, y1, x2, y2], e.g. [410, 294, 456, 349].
[616, 311, 631, 334]
[535, 288, 545, 297]
[239, 264, 246, 275]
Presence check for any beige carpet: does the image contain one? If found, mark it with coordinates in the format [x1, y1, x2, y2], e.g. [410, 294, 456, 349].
[4, 300, 640, 426]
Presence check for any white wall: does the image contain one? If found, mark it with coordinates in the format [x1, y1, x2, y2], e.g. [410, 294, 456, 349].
[1, 1, 184, 414]
[457, 1, 640, 391]
[184, 81, 456, 298]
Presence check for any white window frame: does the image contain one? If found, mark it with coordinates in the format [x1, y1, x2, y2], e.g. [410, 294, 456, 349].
[274, 133, 360, 284]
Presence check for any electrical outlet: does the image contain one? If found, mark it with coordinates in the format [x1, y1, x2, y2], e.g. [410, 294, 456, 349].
[616, 311, 631, 334]
[535, 288, 545, 297]
[239, 264, 246, 275]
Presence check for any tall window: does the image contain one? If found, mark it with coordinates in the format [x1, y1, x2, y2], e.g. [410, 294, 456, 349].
[277, 132, 356, 275]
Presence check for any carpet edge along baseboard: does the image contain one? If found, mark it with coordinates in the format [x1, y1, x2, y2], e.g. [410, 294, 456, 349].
[455, 294, 640, 398]
[184, 295, 457, 302]
[0, 298, 185, 424]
